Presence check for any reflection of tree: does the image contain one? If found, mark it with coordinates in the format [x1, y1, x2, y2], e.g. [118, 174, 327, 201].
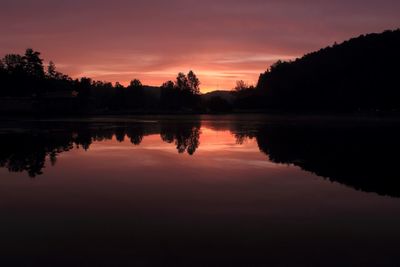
[126, 125, 145, 145]
[72, 128, 93, 150]
[0, 132, 73, 177]
[115, 128, 126, 143]
[160, 121, 201, 155]
[248, 122, 400, 197]
[234, 131, 256, 145]
[0, 121, 202, 177]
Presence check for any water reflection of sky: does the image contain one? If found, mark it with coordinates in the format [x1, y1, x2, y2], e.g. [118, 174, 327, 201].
[1, 120, 400, 266]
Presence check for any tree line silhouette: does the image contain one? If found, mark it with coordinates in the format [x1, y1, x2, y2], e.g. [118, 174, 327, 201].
[255, 29, 400, 111]
[0, 49, 202, 114]
[1, 29, 399, 114]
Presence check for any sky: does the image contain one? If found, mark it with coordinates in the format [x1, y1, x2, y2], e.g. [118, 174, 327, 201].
[1, 0, 399, 92]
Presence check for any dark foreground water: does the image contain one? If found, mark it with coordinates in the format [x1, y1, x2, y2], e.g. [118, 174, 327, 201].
[1, 115, 400, 267]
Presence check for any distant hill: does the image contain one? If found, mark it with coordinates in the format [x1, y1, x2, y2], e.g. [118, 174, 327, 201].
[201, 90, 235, 104]
[257, 29, 400, 111]
[144, 86, 235, 102]
[144, 87, 237, 105]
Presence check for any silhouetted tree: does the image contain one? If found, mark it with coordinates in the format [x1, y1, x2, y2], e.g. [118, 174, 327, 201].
[234, 80, 249, 92]
[126, 79, 144, 109]
[176, 72, 189, 92]
[159, 71, 201, 111]
[160, 80, 179, 109]
[231, 80, 260, 109]
[256, 29, 400, 111]
[187, 70, 200, 95]
[0, 48, 208, 114]
[129, 79, 142, 88]
[2, 54, 25, 73]
[46, 61, 64, 80]
[23, 48, 45, 78]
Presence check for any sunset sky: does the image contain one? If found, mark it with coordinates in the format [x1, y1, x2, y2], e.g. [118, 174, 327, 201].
[1, 0, 399, 92]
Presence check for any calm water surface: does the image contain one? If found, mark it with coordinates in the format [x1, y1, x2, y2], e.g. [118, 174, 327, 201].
[1, 115, 400, 266]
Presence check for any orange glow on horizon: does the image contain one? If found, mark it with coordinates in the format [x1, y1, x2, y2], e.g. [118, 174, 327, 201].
[2, 1, 399, 93]
[69, 56, 295, 93]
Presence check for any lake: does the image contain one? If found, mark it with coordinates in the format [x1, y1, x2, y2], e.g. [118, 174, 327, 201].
[1, 115, 400, 266]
